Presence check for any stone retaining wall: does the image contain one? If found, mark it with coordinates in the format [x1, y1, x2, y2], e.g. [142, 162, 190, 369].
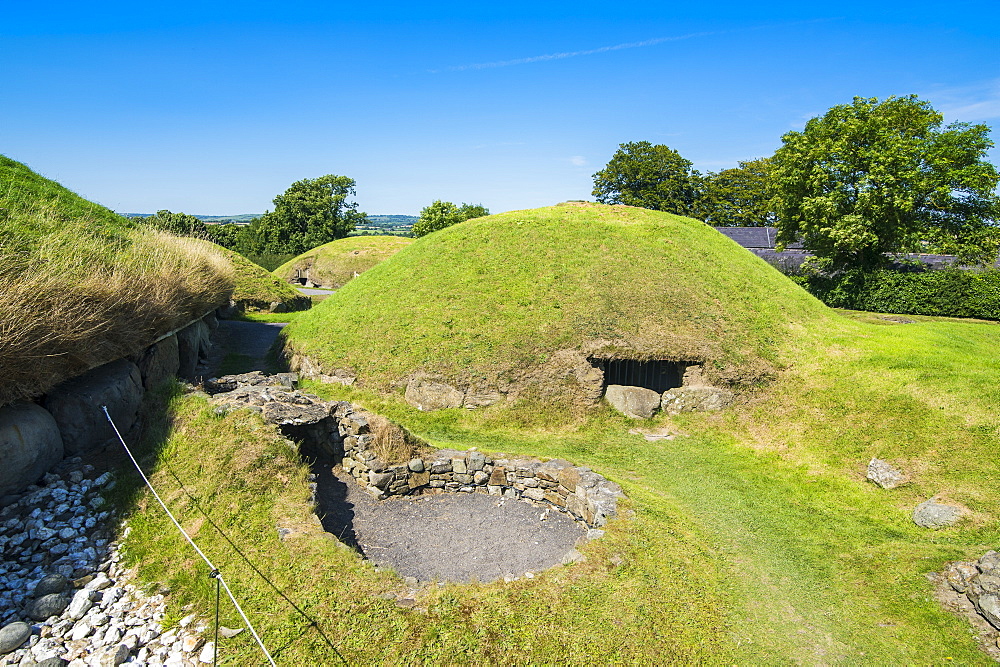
[207, 373, 625, 530]
[0, 312, 221, 499]
[338, 407, 623, 528]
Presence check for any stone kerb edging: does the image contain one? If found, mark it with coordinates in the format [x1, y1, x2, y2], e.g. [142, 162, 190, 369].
[0, 309, 222, 500]
[207, 372, 625, 530]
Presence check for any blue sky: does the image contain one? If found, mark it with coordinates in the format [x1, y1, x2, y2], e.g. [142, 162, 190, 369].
[3, 1, 998, 216]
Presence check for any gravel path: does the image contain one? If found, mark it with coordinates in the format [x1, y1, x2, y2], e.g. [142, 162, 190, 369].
[313, 467, 587, 583]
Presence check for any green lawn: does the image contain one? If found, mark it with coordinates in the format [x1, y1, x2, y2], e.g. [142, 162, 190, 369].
[115, 308, 1000, 664]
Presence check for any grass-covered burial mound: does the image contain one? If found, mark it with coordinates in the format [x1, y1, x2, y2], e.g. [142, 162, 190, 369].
[0, 156, 235, 406]
[272, 235, 414, 289]
[283, 203, 830, 411]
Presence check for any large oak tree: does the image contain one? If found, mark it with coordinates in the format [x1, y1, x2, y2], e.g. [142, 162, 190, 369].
[591, 141, 702, 217]
[771, 95, 999, 270]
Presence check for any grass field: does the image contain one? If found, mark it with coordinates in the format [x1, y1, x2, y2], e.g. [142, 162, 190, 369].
[117, 307, 1000, 664]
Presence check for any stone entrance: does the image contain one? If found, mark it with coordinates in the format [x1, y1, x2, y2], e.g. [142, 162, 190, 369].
[590, 358, 684, 394]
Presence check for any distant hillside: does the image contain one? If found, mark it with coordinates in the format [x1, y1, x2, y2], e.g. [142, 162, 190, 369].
[125, 213, 415, 230]
[125, 213, 261, 224]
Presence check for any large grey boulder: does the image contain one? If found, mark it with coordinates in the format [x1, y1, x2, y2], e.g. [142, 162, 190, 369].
[404, 377, 464, 411]
[604, 385, 661, 419]
[177, 318, 211, 379]
[912, 497, 965, 528]
[866, 458, 908, 489]
[136, 334, 180, 391]
[0, 402, 64, 497]
[33, 574, 69, 598]
[44, 359, 143, 455]
[661, 386, 734, 415]
[0, 621, 31, 654]
[27, 593, 69, 621]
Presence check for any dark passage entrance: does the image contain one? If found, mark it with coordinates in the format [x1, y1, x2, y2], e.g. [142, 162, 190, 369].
[592, 358, 683, 394]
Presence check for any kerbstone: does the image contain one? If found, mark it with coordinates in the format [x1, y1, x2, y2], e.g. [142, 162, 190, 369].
[0, 402, 64, 497]
[44, 359, 143, 455]
[404, 377, 464, 411]
[604, 385, 661, 419]
[136, 335, 180, 391]
[661, 386, 734, 415]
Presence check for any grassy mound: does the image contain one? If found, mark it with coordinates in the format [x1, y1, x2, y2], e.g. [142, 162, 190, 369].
[198, 242, 308, 311]
[0, 156, 234, 406]
[272, 235, 413, 289]
[284, 203, 830, 404]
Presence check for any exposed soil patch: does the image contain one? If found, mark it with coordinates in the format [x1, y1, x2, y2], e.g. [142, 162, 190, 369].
[313, 466, 587, 583]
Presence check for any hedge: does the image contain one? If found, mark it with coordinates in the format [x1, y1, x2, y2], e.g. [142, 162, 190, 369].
[792, 268, 1000, 320]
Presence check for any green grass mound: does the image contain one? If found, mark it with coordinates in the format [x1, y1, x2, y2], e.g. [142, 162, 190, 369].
[201, 242, 308, 311]
[272, 235, 413, 289]
[285, 203, 831, 408]
[0, 155, 234, 406]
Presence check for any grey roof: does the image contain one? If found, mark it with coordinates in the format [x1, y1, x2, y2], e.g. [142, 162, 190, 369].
[714, 226, 989, 270]
[714, 227, 803, 249]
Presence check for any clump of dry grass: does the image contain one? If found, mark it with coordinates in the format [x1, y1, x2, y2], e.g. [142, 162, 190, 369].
[0, 187, 234, 405]
[365, 413, 425, 464]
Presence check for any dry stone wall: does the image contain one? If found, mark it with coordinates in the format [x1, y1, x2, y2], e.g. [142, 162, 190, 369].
[207, 373, 625, 529]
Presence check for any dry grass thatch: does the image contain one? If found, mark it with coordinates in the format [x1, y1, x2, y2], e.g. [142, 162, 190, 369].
[0, 197, 234, 406]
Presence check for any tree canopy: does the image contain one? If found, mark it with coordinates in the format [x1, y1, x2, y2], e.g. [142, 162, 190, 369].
[245, 175, 367, 256]
[142, 210, 208, 237]
[412, 201, 489, 237]
[697, 158, 776, 227]
[771, 95, 1000, 270]
[591, 141, 702, 216]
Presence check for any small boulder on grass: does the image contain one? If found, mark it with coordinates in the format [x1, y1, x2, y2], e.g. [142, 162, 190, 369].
[912, 497, 967, 528]
[866, 458, 908, 489]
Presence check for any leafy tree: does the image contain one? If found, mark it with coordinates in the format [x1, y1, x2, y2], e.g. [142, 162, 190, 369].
[697, 158, 776, 227]
[203, 221, 242, 249]
[142, 210, 207, 236]
[771, 95, 1000, 270]
[591, 141, 702, 216]
[412, 201, 489, 237]
[242, 175, 367, 256]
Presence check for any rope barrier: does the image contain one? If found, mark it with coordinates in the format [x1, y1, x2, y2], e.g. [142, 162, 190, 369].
[101, 406, 277, 666]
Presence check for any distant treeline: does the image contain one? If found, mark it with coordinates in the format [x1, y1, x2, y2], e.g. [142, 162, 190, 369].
[126, 213, 261, 224]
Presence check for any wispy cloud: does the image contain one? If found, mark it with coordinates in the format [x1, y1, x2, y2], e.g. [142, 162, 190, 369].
[432, 20, 835, 74]
[568, 156, 588, 167]
[929, 78, 1000, 123]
